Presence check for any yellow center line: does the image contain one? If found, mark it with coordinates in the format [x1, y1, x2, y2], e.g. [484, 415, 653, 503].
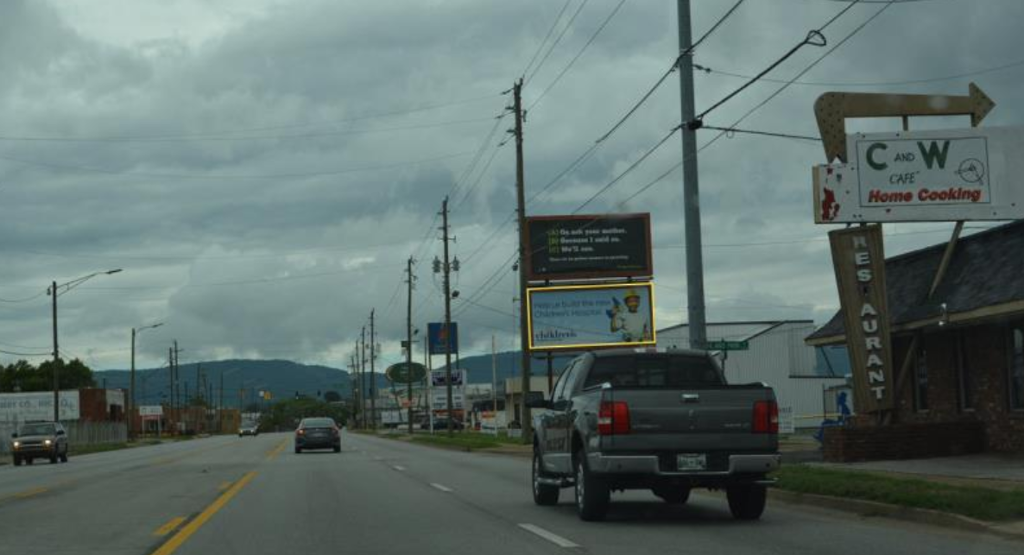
[265, 439, 288, 461]
[151, 471, 257, 555]
[14, 487, 47, 499]
[217, 481, 232, 491]
[153, 516, 186, 537]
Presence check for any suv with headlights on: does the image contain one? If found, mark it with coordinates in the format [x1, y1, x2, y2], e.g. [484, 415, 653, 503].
[11, 421, 69, 466]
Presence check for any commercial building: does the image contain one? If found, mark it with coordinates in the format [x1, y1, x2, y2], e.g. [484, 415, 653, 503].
[807, 220, 1024, 460]
[658, 321, 850, 429]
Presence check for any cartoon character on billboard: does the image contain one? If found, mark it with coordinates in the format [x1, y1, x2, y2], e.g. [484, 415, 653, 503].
[608, 288, 651, 342]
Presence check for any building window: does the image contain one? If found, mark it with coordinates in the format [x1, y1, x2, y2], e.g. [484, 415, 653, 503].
[1011, 326, 1024, 410]
[956, 333, 974, 411]
[914, 345, 929, 412]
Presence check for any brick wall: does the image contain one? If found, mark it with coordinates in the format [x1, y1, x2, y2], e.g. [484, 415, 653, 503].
[822, 421, 985, 462]
[827, 321, 1024, 460]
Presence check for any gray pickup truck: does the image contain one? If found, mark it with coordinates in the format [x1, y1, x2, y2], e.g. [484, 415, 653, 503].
[526, 349, 780, 521]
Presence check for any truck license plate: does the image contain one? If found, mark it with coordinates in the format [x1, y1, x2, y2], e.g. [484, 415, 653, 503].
[676, 454, 707, 471]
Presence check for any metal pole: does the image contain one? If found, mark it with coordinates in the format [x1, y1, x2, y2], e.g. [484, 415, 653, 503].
[130, 327, 136, 439]
[370, 310, 376, 430]
[51, 281, 59, 423]
[492, 335, 497, 433]
[442, 197, 455, 436]
[677, 0, 707, 350]
[406, 257, 415, 434]
[360, 326, 367, 428]
[513, 79, 533, 442]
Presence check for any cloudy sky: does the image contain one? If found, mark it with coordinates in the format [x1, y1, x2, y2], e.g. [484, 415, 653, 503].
[0, 0, 1020, 372]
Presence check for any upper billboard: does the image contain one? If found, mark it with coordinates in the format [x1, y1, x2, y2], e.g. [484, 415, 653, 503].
[813, 125, 1024, 223]
[527, 282, 656, 351]
[427, 322, 458, 355]
[524, 213, 653, 281]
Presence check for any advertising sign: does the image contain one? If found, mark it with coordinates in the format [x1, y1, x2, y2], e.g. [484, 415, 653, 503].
[385, 362, 427, 384]
[138, 405, 163, 417]
[430, 390, 465, 410]
[525, 213, 653, 281]
[430, 369, 465, 387]
[427, 322, 459, 355]
[0, 391, 80, 422]
[814, 125, 1024, 223]
[527, 282, 656, 351]
[829, 225, 894, 413]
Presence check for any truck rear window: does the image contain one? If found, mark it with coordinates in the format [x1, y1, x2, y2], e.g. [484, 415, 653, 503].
[583, 355, 724, 389]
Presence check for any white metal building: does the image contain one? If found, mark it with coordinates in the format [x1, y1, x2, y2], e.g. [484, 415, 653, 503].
[658, 320, 850, 429]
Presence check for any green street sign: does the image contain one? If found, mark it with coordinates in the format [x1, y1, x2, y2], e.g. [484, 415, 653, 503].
[705, 340, 749, 351]
[385, 362, 428, 384]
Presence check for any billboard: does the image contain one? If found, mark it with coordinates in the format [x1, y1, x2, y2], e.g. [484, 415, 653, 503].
[527, 282, 656, 351]
[829, 225, 894, 413]
[430, 390, 465, 410]
[524, 213, 653, 281]
[814, 125, 1024, 223]
[138, 405, 163, 417]
[427, 322, 459, 355]
[385, 362, 427, 384]
[0, 391, 80, 422]
[430, 369, 465, 387]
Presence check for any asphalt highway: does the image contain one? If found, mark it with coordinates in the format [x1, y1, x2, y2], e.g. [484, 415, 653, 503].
[0, 431, 1018, 555]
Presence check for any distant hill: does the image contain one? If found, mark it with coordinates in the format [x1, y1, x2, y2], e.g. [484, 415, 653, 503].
[95, 359, 354, 407]
[94, 352, 570, 406]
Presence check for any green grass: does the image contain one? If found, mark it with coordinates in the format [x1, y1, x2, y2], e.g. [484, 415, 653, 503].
[410, 433, 503, 450]
[773, 465, 1024, 522]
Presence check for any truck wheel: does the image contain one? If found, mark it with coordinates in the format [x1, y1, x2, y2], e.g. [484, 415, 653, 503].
[532, 449, 559, 506]
[727, 484, 767, 520]
[13, 456, 22, 467]
[653, 485, 691, 505]
[49, 453, 58, 464]
[574, 453, 609, 521]
[60, 449, 68, 463]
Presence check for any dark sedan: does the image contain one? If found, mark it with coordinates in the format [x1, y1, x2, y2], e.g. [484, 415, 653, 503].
[294, 417, 341, 453]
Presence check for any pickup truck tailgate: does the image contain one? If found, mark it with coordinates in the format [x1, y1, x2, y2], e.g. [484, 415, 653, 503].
[598, 386, 777, 454]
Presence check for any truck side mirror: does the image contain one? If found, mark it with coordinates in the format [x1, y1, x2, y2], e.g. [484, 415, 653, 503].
[524, 391, 550, 409]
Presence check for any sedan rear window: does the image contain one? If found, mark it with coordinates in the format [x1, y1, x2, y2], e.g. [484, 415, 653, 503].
[584, 355, 724, 389]
[301, 418, 335, 428]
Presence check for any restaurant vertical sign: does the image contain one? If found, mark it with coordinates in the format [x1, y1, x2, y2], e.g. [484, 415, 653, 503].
[829, 225, 894, 413]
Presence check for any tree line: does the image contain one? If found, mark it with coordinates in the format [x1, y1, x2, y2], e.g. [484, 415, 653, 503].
[0, 358, 95, 393]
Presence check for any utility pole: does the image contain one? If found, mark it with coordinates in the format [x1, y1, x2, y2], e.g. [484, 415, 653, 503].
[440, 198, 455, 435]
[360, 326, 367, 429]
[369, 309, 377, 430]
[50, 281, 59, 422]
[677, 0, 707, 349]
[492, 334, 497, 422]
[513, 79, 533, 442]
[405, 256, 415, 434]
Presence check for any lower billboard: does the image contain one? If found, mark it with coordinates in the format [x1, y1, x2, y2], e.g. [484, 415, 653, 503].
[430, 369, 465, 387]
[527, 282, 656, 351]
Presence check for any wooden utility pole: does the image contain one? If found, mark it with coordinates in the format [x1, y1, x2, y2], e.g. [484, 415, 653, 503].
[360, 326, 367, 429]
[406, 256, 415, 434]
[513, 79, 532, 442]
[370, 309, 377, 430]
[441, 197, 455, 436]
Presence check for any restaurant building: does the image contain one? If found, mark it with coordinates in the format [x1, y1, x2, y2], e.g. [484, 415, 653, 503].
[807, 220, 1024, 460]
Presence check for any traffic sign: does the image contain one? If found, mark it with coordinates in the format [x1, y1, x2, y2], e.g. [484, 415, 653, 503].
[705, 340, 749, 351]
[385, 362, 427, 384]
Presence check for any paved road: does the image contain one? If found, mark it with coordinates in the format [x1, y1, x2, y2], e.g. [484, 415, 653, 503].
[0, 431, 1018, 554]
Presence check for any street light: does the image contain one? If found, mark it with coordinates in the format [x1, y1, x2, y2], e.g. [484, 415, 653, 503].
[48, 268, 123, 423]
[130, 322, 164, 439]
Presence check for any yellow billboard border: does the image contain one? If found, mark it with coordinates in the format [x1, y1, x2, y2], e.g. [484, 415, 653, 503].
[526, 282, 656, 351]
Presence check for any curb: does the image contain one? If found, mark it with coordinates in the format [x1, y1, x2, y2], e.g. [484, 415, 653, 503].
[769, 489, 1024, 543]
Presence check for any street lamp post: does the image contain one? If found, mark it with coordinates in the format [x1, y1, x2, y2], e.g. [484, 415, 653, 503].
[48, 269, 122, 423]
[130, 322, 164, 439]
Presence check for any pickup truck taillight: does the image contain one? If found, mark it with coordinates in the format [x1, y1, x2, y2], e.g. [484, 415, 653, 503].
[752, 400, 779, 434]
[598, 401, 630, 435]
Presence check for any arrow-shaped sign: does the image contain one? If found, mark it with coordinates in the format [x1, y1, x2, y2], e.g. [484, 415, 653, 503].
[815, 82, 995, 162]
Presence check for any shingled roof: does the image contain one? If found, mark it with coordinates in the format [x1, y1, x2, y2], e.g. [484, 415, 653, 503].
[806, 219, 1024, 344]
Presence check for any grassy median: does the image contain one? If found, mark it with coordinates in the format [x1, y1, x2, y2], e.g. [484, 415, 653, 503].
[773, 465, 1024, 522]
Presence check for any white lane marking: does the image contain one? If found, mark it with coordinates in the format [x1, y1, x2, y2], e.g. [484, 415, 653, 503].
[392, 465, 406, 471]
[430, 483, 453, 492]
[518, 524, 580, 549]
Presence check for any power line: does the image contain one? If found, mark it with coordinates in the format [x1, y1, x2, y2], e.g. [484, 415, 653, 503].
[0, 348, 50, 357]
[521, 0, 575, 79]
[695, 57, 1024, 88]
[528, 0, 627, 110]
[525, 0, 591, 85]
[702, 125, 821, 142]
[0, 149, 475, 181]
[572, 125, 680, 213]
[0, 290, 46, 303]
[0, 117, 496, 144]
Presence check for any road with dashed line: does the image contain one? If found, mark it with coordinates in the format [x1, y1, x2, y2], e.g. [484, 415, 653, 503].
[0, 431, 1019, 554]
